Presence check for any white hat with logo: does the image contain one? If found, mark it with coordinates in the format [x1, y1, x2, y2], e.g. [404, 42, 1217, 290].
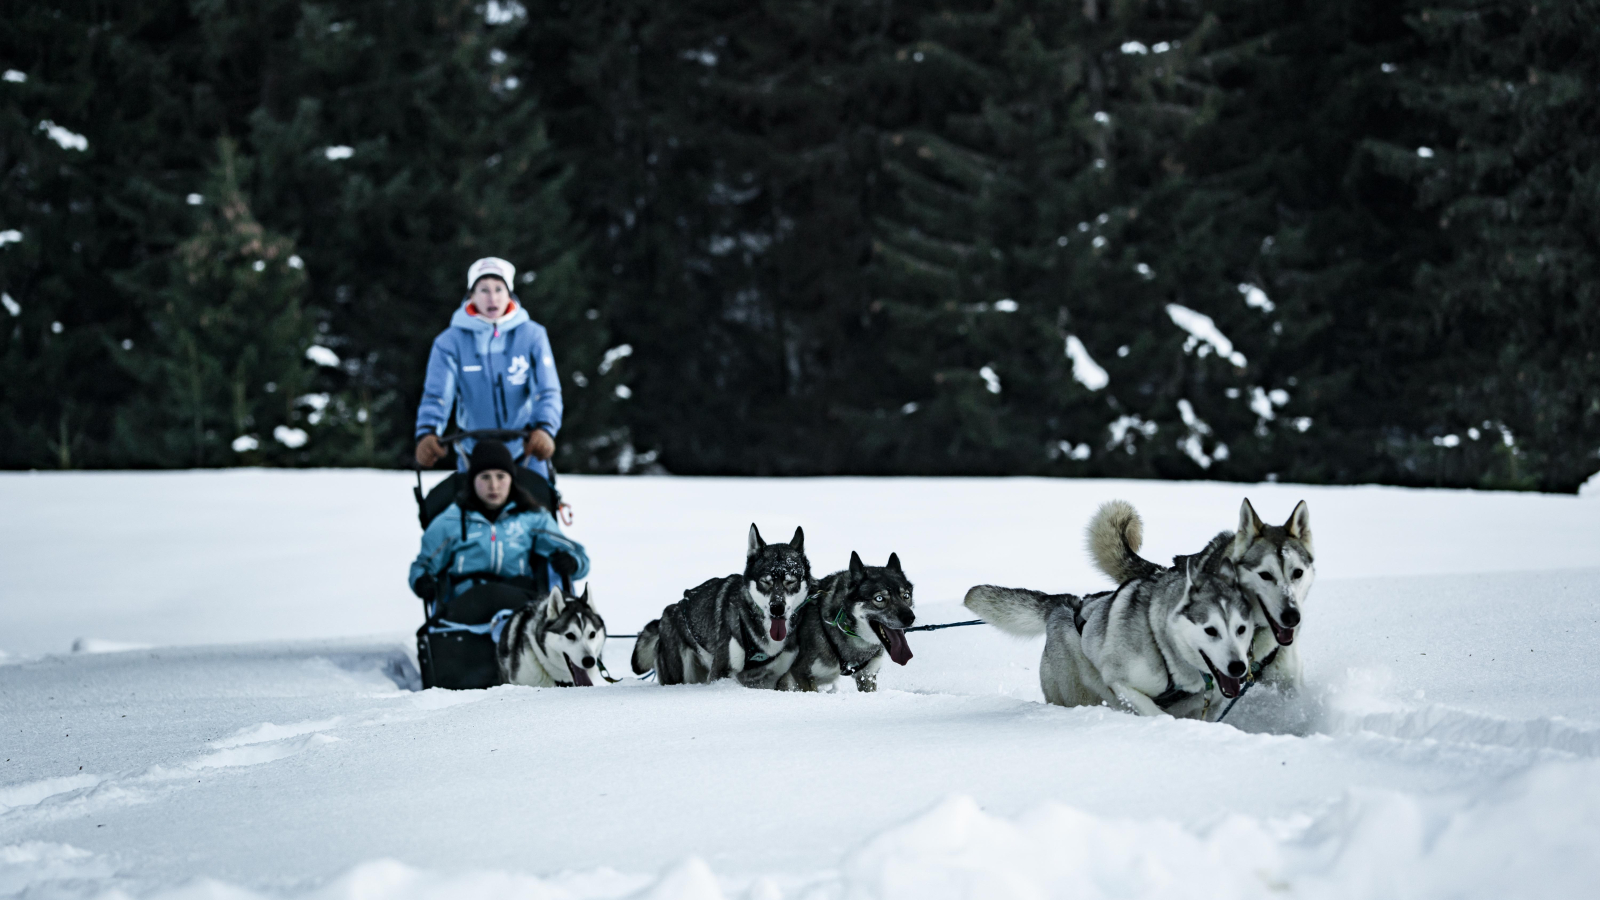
[466, 257, 517, 293]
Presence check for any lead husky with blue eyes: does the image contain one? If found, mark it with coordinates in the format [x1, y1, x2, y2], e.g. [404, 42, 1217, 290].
[631, 524, 811, 687]
[965, 501, 1255, 719]
[781, 551, 916, 693]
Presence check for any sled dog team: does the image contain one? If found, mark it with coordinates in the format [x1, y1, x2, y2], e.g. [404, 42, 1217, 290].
[496, 497, 1314, 721]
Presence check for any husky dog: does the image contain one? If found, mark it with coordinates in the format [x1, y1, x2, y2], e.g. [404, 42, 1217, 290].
[965, 503, 1255, 718]
[782, 551, 915, 693]
[1091, 498, 1314, 689]
[496, 586, 608, 687]
[1226, 499, 1314, 688]
[631, 524, 810, 686]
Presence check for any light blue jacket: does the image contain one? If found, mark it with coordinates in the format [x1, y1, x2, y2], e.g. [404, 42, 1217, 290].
[409, 501, 590, 607]
[414, 300, 563, 478]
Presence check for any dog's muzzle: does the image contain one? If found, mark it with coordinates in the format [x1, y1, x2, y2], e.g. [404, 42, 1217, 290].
[1200, 651, 1244, 699]
[1261, 599, 1297, 646]
[565, 655, 594, 687]
[768, 601, 788, 642]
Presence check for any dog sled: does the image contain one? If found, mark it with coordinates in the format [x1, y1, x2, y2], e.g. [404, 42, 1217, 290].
[411, 429, 573, 690]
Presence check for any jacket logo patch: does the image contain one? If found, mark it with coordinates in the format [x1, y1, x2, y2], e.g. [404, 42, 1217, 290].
[507, 355, 531, 386]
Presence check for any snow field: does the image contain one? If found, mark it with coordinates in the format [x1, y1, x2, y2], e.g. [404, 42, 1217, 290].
[3, 471, 1600, 898]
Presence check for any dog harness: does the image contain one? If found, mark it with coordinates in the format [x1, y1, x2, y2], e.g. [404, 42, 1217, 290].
[1072, 598, 1211, 712]
[818, 602, 881, 677]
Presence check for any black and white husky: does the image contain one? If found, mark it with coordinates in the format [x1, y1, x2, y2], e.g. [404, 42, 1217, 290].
[782, 551, 916, 692]
[631, 524, 810, 687]
[965, 502, 1255, 719]
[496, 586, 609, 687]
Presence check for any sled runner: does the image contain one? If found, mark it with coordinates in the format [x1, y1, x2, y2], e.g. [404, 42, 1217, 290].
[412, 429, 574, 690]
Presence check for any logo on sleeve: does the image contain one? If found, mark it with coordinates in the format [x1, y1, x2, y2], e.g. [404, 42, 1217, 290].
[507, 355, 531, 386]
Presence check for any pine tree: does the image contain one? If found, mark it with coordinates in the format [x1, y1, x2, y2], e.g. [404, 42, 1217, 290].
[0, 1, 214, 468]
[115, 139, 316, 466]
[1112, 0, 1444, 485]
[1372, 0, 1600, 490]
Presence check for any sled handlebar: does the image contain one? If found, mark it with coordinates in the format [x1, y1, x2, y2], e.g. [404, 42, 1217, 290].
[436, 429, 532, 445]
[416, 429, 560, 488]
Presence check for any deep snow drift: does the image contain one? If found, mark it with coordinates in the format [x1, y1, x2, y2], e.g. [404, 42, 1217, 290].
[3, 471, 1599, 899]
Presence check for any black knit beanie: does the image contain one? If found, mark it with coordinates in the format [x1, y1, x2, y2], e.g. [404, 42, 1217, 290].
[466, 440, 517, 480]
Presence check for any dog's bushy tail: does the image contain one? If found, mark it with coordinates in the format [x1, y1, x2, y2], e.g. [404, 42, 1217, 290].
[963, 586, 1071, 638]
[630, 619, 660, 675]
[1087, 500, 1160, 585]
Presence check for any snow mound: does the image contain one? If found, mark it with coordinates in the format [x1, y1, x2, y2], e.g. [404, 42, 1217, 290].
[840, 767, 1600, 900]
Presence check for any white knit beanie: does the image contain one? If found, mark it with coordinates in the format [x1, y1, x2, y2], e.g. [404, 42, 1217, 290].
[467, 257, 517, 293]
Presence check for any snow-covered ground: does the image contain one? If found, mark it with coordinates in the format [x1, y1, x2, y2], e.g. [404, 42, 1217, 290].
[3, 471, 1599, 899]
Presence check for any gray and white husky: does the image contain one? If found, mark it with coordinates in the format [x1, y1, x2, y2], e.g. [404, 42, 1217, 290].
[1090, 498, 1315, 689]
[496, 586, 609, 687]
[782, 551, 915, 693]
[1227, 499, 1314, 688]
[965, 502, 1255, 718]
[631, 524, 810, 687]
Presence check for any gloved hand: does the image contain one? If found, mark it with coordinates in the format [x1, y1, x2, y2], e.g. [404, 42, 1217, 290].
[524, 428, 555, 461]
[415, 433, 447, 467]
[411, 574, 437, 601]
[549, 551, 579, 579]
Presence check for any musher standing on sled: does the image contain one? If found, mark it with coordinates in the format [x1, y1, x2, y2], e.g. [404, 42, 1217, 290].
[414, 257, 561, 477]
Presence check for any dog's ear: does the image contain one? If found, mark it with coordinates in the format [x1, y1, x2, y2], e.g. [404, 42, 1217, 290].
[1229, 498, 1265, 560]
[544, 587, 567, 616]
[748, 523, 765, 558]
[849, 550, 865, 577]
[886, 552, 902, 575]
[790, 526, 805, 552]
[578, 584, 592, 607]
[1285, 500, 1312, 553]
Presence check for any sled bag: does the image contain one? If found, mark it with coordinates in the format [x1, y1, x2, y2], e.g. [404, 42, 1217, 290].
[416, 581, 536, 690]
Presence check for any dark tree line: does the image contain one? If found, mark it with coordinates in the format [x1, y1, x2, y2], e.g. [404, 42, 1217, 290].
[2, 1, 1596, 490]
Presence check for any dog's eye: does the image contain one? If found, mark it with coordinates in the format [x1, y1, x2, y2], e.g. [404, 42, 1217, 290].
[874, 593, 886, 603]
[1258, 571, 1275, 582]
[1205, 626, 1219, 637]
[1237, 625, 1247, 636]
[588, 631, 596, 639]
[565, 632, 577, 641]
[1292, 568, 1304, 580]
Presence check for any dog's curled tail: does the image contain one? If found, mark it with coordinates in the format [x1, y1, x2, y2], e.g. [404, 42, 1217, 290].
[964, 585, 1066, 638]
[1087, 500, 1159, 585]
[630, 619, 661, 675]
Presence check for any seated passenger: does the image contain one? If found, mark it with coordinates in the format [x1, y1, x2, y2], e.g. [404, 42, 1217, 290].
[409, 442, 589, 615]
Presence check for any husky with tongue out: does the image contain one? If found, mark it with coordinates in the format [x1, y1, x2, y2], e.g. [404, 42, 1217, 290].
[497, 586, 609, 687]
[964, 502, 1255, 720]
[782, 551, 915, 693]
[630, 524, 810, 687]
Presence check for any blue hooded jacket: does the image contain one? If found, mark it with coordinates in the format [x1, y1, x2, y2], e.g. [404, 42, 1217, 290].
[409, 500, 590, 609]
[415, 299, 562, 478]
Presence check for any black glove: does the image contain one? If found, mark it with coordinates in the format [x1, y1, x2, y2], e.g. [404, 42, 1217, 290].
[411, 574, 437, 601]
[549, 551, 579, 579]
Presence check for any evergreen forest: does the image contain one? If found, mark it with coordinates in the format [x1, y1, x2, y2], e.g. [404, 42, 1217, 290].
[3, 0, 1597, 491]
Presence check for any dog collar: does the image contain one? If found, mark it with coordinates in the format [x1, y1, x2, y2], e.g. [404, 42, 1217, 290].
[828, 606, 860, 638]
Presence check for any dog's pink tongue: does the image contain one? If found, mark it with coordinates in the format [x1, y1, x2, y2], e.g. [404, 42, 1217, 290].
[771, 616, 787, 642]
[1217, 672, 1242, 698]
[881, 627, 913, 666]
[566, 658, 594, 687]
